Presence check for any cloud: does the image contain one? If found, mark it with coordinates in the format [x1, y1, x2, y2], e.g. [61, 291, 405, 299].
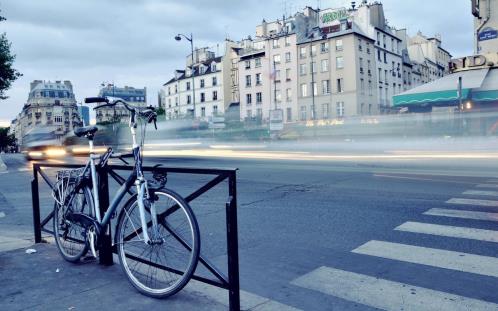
[0, 0, 476, 121]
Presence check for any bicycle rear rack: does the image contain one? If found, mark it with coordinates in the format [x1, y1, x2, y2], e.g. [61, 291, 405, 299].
[31, 163, 240, 311]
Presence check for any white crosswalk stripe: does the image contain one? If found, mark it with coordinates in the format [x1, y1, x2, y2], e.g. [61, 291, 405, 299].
[395, 221, 498, 243]
[463, 190, 498, 197]
[424, 208, 498, 222]
[476, 184, 498, 188]
[291, 266, 498, 311]
[446, 198, 498, 207]
[352, 240, 498, 278]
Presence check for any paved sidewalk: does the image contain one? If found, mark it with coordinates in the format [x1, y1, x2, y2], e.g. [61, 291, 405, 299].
[0, 154, 7, 172]
[0, 243, 229, 311]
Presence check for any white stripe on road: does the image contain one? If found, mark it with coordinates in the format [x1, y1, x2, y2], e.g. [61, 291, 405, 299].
[291, 266, 498, 311]
[463, 190, 498, 197]
[186, 279, 301, 311]
[424, 208, 498, 222]
[476, 184, 498, 188]
[395, 221, 498, 243]
[352, 240, 498, 278]
[446, 198, 498, 207]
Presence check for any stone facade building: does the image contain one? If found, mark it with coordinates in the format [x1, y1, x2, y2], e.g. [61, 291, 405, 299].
[96, 85, 147, 124]
[11, 80, 82, 146]
[474, 0, 498, 54]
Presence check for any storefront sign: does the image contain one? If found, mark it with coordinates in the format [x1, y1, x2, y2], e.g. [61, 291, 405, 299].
[478, 27, 498, 41]
[449, 53, 498, 72]
[319, 8, 350, 27]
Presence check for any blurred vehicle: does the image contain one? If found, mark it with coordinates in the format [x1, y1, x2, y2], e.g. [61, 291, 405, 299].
[22, 126, 66, 160]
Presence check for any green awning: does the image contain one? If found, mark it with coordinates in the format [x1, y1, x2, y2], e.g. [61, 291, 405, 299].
[394, 68, 489, 107]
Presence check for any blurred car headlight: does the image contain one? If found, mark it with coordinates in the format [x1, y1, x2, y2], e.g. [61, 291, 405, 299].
[45, 148, 66, 157]
[28, 151, 43, 157]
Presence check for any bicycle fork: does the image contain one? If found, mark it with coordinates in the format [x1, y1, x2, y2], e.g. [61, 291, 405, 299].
[136, 179, 161, 245]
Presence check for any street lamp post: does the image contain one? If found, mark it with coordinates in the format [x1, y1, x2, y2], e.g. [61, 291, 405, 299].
[175, 33, 196, 119]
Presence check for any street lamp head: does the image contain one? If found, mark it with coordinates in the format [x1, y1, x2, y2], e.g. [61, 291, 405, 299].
[174, 35, 182, 41]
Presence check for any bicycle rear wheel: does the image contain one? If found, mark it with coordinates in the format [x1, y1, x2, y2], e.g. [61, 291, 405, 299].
[53, 183, 94, 262]
[116, 188, 200, 298]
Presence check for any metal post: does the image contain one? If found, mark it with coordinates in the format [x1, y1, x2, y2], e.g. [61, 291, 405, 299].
[458, 76, 463, 135]
[98, 167, 113, 265]
[31, 165, 42, 243]
[226, 171, 240, 311]
[190, 33, 196, 119]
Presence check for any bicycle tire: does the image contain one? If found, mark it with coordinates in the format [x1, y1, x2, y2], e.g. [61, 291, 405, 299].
[53, 183, 94, 263]
[116, 188, 200, 298]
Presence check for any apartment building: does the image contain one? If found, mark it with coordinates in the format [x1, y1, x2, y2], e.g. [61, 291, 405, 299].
[11, 80, 82, 145]
[473, 0, 498, 54]
[96, 85, 147, 124]
[161, 41, 240, 120]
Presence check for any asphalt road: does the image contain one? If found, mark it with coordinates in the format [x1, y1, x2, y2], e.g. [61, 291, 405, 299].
[2, 151, 498, 310]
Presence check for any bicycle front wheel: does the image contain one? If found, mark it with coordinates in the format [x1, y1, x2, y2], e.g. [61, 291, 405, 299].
[116, 188, 200, 298]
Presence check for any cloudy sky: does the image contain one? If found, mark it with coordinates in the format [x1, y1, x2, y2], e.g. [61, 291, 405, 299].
[0, 0, 473, 124]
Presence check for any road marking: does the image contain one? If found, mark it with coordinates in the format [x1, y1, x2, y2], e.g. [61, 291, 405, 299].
[186, 279, 301, 311]
[424, 208, 498, 222]
[463, 190, 498, 197]
[477, 184, 498, 188]
[352, 240, 498, 278]
[395, 221, 498, 243]
[291, 266, 498, 311]
[446, 198, 498, 207]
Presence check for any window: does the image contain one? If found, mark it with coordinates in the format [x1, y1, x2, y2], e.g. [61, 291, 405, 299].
[360, 79, 365, 94]
[300, 63, 307, 76]
[245, 75, 251, 87]
[286, 107, 292, 122]
[321, 42, 329, 53]
[213, 91, 218, 101]
[276, 89, 282, 102]
[367, 42, 371, 54]
[200, 79, 205, 88]
[336, 56, 344, 69]
[359, 57, 364, 73]
[377, 50, 381, 61]
[211, 63, 217, 72]
[175, 85, 178, 93]
[273, 39, 280, 48]
[186, 82, 191, 91]
[301, 84, 308, 97]
[285, 36, 291, 46]
[383, 34, 386, 48]
[321, 59, 329, 72]
[213, 105, 218, 115]
[245, 60, 251, 69]
[312, 82, 318, 96]
[175, 97, 178, 106]
[300, 47, 307, 58]
[384, 52, 387, 64]
[336, 102, 344, 117]
[358, 38, 363, 51]
[368, 80, 373, 95]
[212, 77, 217, 86]
[286, 68, 291, 80]
[311, 62, 316, 73]
[256, 73, 262, 85]
[256, 92, 262, 103]
[246, 94, 252, 104]
[378, 68, 382, 82]
[285, 52, 291, 63]
[286, 88, 292, 101]
[55, 116, 62, 123]
[311, 45, 317, 56]
[187, 95, 191, 104]
[322, 80, 330, 94]
[385, 70, 388, 83]
[391, 38, 395, 52]
[300, 106, 307, 121]
[376, 32, 380, 45]
[273, 54, 281, 64]
[200, 93, 205, 102]
[168, 87, 171, 95]
[337, 78, 344, 93]
[255, 58, 262, 67]
[322, 103, 330, 119]
[368, 104, 372, 115]
[336, 39, 343, 51]
[200, 66, 206, 74]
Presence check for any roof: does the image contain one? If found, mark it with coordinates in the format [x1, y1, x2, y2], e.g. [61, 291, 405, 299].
[163, 57, 223, 86]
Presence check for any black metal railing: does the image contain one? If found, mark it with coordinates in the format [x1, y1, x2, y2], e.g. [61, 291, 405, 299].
[31, 162, 240, 310]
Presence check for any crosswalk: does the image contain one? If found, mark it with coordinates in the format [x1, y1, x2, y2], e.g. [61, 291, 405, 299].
[289, 178, 498, 310]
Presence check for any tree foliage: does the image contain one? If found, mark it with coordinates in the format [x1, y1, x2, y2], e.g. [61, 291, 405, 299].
[0, 127, 16, 151]
[0, 11, 22, 100]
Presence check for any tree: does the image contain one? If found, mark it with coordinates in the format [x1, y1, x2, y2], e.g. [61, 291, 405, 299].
[0, 127, 16, 151]
[0, 11, 22, 100]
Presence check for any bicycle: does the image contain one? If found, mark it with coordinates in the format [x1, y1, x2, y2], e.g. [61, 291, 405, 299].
[51, 96, 200, 298]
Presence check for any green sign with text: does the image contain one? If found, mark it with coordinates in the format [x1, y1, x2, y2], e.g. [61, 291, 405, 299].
[321, 9, 349, 25]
